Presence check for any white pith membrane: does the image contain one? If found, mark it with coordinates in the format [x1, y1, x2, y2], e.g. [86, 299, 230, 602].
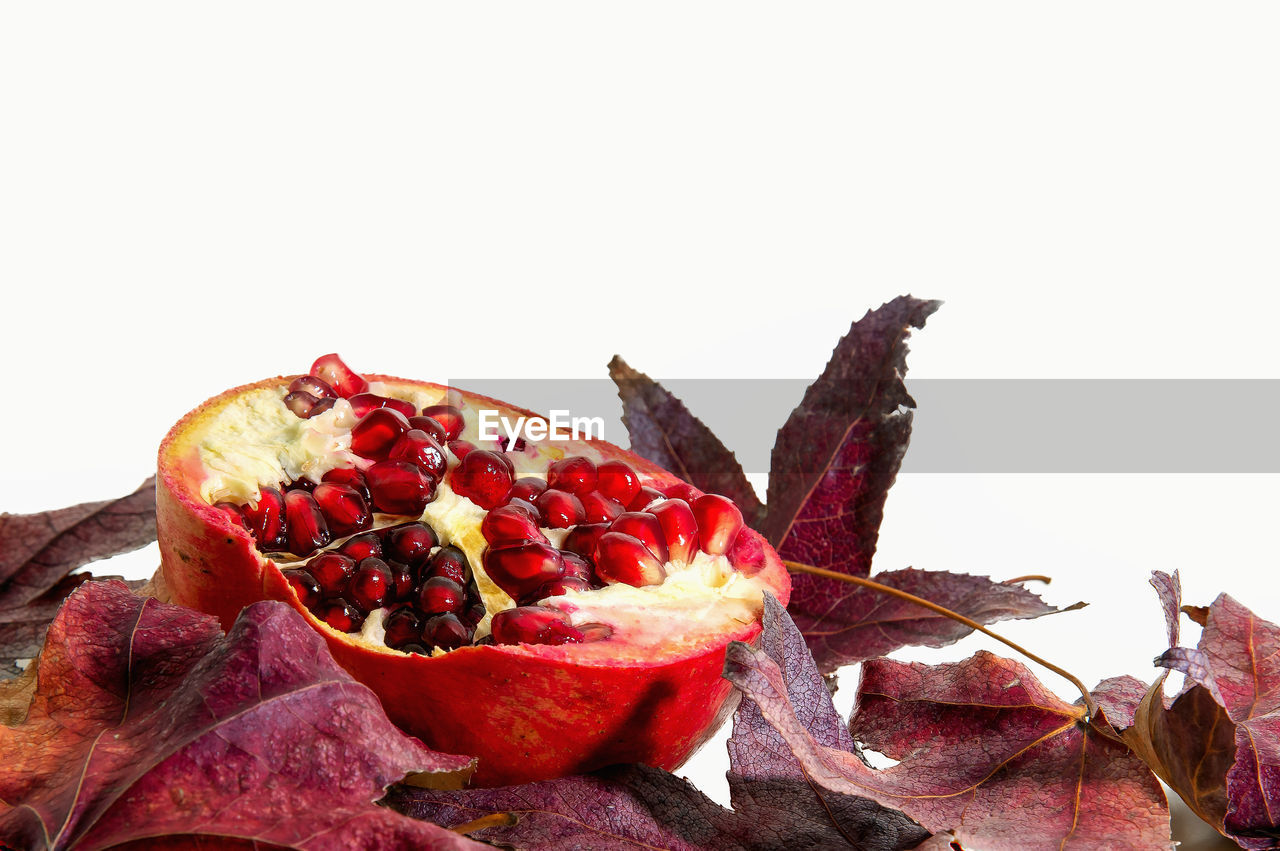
[184, 379, 769, 658]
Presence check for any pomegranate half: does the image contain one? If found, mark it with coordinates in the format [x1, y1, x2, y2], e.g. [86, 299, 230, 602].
[157, 356, 790, 786]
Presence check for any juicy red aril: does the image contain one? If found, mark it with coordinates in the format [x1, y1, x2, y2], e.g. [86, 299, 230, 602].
[581, 490, 624, 524]
[508, 477, 548, 503]
[663, 483, 702, 504]
[483, 541, 566, 600]
[692, 493, 743, 556]
[451, 450, 513, 509]
[318, 599, 364, 633]
[530, 576, 592, 601]
[284, 390, 328, 419]
[609, 511, 669, 563]
[385, 522, 439, 567]
[422, 613, 472, 651]
[462, 602, 486, 627]
[350, 408, 412, 461]
[348, 557, 392, 611]
[348, 392, 417, 419]
[595, 460, 641, 504]
[214, 502, 247, 529]
[290, 375, 337, 399]
[562, 523, 607, 562]
[481, 501, 545, 546]
[284, 490, 331, 556]
[648, 498, 699, 564]
[421, 404, 464, 440]
[391, 564, 415, 601]
[593, 531, 666, 587]
[388, 429, 447, 479]
[495, 452, 515, 476]
[560, 551, 594, 582]
[338, 532, 381, 561]
[448, 439, 477, 459]
[408, 416, 448, 444]
[418, 576, 466, 615]
[546, 456, 597, 495]
[366, 460, 436, 515]
[307, 552, 356, 595]
[310, 353, 369, 398]
[426, 545, 470, 585]
[490, 606, 583, 646]
[312, 482, 371, 537]
[322, 467, 371, 502]
[383, 608, 422, 649]
[283, 569, 321, 608]
[536, 489, 585, 529]
[628, 486, 665, 511]
[243, 486, 287, 551]
[286, 479, 315, 492]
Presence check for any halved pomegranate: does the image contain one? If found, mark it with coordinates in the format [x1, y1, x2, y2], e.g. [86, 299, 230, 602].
[157, 354, 789, 786]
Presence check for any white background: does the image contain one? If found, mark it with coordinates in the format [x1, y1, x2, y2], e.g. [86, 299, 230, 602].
[2, 4, 1276, 848]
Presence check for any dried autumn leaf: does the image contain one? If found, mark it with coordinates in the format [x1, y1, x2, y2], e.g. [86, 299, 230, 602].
[1126, 572, 1280, 849]
[0, 579, 480, 851]
[608, 355, 765, 527]
[724, 642, 1171, 850]
[791, 567, 1081, 672]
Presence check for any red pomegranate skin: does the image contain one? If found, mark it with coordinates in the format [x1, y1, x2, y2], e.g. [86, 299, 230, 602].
[157, 375, 790, 787]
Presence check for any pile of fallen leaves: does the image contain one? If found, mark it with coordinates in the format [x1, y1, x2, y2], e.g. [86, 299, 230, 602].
[1, 297, 1275, 850]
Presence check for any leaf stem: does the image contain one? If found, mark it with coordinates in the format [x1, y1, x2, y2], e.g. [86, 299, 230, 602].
[451, 812, 518, 833]
[783, 560, 1096, 718]
[1003, 574, 1052, 585]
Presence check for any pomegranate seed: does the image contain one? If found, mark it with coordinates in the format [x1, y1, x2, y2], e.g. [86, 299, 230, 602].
[384, 522, 438, 566]
[348, 393, 417, 419]
[462, 602, 486, 628]
[390, 564, 415, 601]
[546, 456, 597, 495]
[283, 390, 324, 419]
[535, 489, 585, 529]
[577, 623, 614, 642]
[663, 483, 702, 504]
[596, 460, 641, 505]
[383, 608, 423, 649]
[322, 467, 371, 502]
[338, 532, 381, 561]
[388, 429, 447, 479]
[447, 441, 476, 462]
[560, 551, 595, 582]
[284, 490, 331, 556]
[648, 498, 699, 564]
[214, 502, 247, 529]
[426, 545, 470, 585]
[581, 490, 624, 524]
[490, 606, 583, 646]
[609, 512, 669, 563]
[495, 452, 515, 476]
[307, 552, 357, 595]
[421, 405, 464, 440]
[290, 375, 337, 398]
[408, 415, 448, 444]
[593, 531, 666, 587]
[628, 486, 665, 511]
[400, 643, 429, 655]
[318, 599, 364, 633]
[366, 460, 436, 515]
[348, 557, 393, 611]
[283, 569, 321, 608]
[312, 482, 371, 537]
[350, 408, 412, 461]
[418, 576, 466, 615]
[483, 541, 566, 600]
[562, 523, 607, 562]
[451, 450, 513, 509]
[422, 613, 472, 651]
[286, 479, 316, 492]
[481, 501, 545, 546]
[242, 486, 287, 551]
[530, 576, 592, 601]
[310, 397, 337, 418]
[691, 494, 743, 556]
[508, 477, 548, 503]
[310, 353, 368, 398]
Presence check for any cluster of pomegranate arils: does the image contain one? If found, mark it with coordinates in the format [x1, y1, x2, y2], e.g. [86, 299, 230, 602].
[210, 354, 749, 651]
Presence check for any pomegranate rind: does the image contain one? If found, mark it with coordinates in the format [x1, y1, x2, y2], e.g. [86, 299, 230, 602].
[158, 374, 790, 786]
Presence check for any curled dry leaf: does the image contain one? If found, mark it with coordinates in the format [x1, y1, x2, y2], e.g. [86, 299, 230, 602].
[0, 580, 480, 851]
[0, 479, 157, 677]
[724, 641, 1171, 850]
[1125, 571, 1280, 849]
